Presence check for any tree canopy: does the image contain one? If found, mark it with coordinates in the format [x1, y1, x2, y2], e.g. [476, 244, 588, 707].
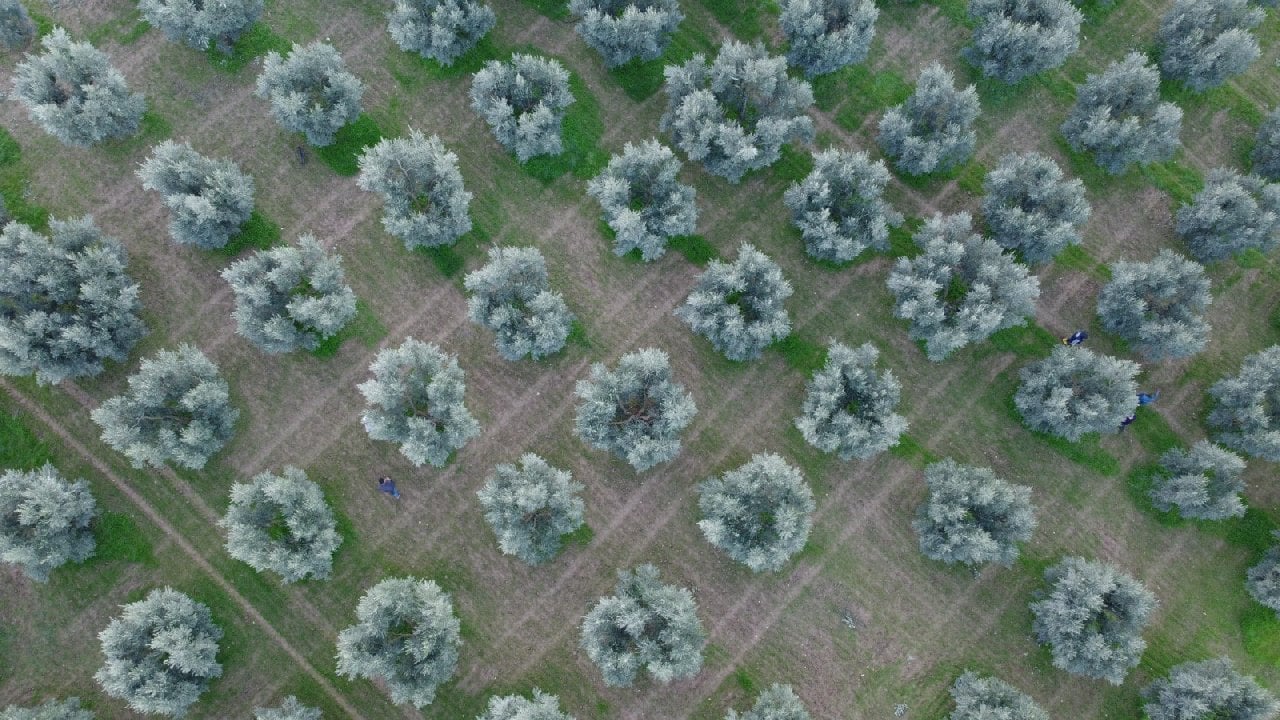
[221, 466, 342, 583]
[254, 696, 322, 720]
[0, 698, 95, 720]
[1151, 441, 1247, 520]
[255, 42, 364, 147]
[476, 453, 585, 565]
[470, 54, 574, 162]
[137, 140, 256, 250]
[1096, 249, 1211, 361]
[357, 130, 474, 250]
[877, 62, 980, 175]
[570, 0, 683, 68]
[1014, 345, 1139, 441]
[675, 243, 793, 361]
[966, 0, 1082, 84]
[779, 0, 878, 77]
[1176, 168, 1280, 263]
[698, 453, 815, 573]
[948, 672, 1048, 720]
[0, 464, 97, 582]
[1060, 52, 1182, 174]
[725, 683, 811, 720]
[981, 151, 1089, 264]
[1208, 345, 1280, 461]
[912, 458, 1037, 567]
[587, 139, 697, 261]
[1143, 657, 1279, 720]
[794, 341, 907, 460]
[1158, 0, 1262, 92]
[476, 690, 575, 720]
[463, 246, 574, 361]
[387, 0, 496, 67]
[784, 149, 902, 264]
[139, 0, 262, 51]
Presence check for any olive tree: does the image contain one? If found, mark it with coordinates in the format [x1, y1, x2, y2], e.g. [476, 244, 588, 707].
[477, 690, 574, 720]
[725, 684, 811, 720]
[779, 0, 878, 77]
[574, 348, 696, 471]
[0, 217, 146, 385]
[0, 698, 94, 720]
[661, 41, 814, 183]
[877, 63, 979, 176]
[221, 466, 342, 583]
[0, 0, 35, 50]
[1060, 52, 1182, 174]
[569, 0, 683, 68]
[912, 459, 1036, 567]
[580, 564, 705, 687]
[470, 54, 574, 162]
[1247, 533, 1280, 615]
[476, 453, 585, 565]
[336, 577, 461, 708]
[1096, 249, 1211, 360]
[948, 672, 1048, 720]
[12, 28, 145, 147]
[255, 42, 364, 147]
[783, 149, 902, 264]
[794, 341, 907, 460]
[966, 0, 1082, 84]
[91, 345, 239, 470]
[1143, 658, 1279, 720]
[463, 246, 574, 361]
[1158, 0, 1262, 92]
[1151, 441, 1247, 520]
[698, 453, 815, 573]
[587, 138, 697, 261]
[1014, 345, 1139, 441]
[981, 151, 1090, 264]
[1253, 107, 1280, 181]
[356, 130, 473, 250]
[95, 588, 223, 717]
[1208, 345, 1280, 461]
[675, 243, 792, 361]
[357, 338, 480, 467]
[138, 0, 263, 51]
[1176, 168, 1280, 263]
[387, 0, 495, 66]
[0, 464, 96, 582]
[137, 140, 255, 250]
[886, 213, 1040, 361]
[254, 697, 321, 720]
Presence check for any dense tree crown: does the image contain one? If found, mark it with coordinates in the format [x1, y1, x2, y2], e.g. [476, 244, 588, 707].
[574, 348, 696, 471]
[0, 698, 95, 720]
[358, 337, 480, 467]
[587, 139, 697, 261]
[91, 345, 239, 470]
[779, 0, 878, 77]
[1253, 107, 1280, 181]
[1061, 52, 1182, 174]
[569, 0, 683, 68]
[476, 690, 575, 720]
[1014, 345, 1139, 441]
[1247, 532, 1280, 616]
[221, 235, 357, 354]
[470, 54, 574, 162]
[1096, 249, 1211, 361]
[966, 0, 1082, 84]
[1209, 345, 1280, 461]
[912, 459, 1037, 567]
[387, 0, 496, 67]
[1158, 0, 1262, 92]
[476, 453, 585, 565]
[887, 213, 1039, 361]
[0, 464, 97, 582]
[95, 588, 223, 717]
[0, 0, 35, 50]
[661, 41, 814, 182]
[697, 453, 815, 573]
[254, 696, 322, 720]
[948, 672, 1048, 720]
[1151, 441, 1247, 520]
[579, 564, 705, 687]
[1143, 658, 1279, 720]
[357, 130, 473, 250]
[725, 683, 811, 720]
[1030, 557, 1156, 684]
[0, 216, 146, 385]
[464, 246, 574, 361]
[1176, 168, 1280, 263]
[335, 577, 461, 708]
[221, 466, 342, 583]
[12, 28, 145, 147]
[784, 149, 902, 264]
[138, 0, 263, 51]
[255, 42, 364, 147]
[675, 243, 793, 361]
[877, 62, 980, 176]
[138, 140, 256, 250]
[981, 151, 1090, 264]
[794, 341, 907, 460]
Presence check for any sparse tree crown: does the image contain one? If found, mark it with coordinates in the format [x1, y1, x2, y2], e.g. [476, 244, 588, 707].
[476, 453, 585, 565]
[387, 0, 496, 67]
[698, 453, 815, 573]
[725, 683, 811, 720]
[254, 696, 322, 720]
[779, 0, 879, 77]
[1096, 249, 1211, 360]
[675, 243, 792, 361]
[784, 149, 902, 264]
[221, 466, 342, 583]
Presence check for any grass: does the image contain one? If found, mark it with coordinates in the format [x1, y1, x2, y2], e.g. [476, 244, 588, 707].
[312, 300, 388, 359]
[521, 0, 572, 21]
[773, 334, 827, 375]
[314, 114, 385, 177]
[1131, 406, 1181, 456]
[0, 410, 53, 469]
[609, 24, 717, 101]
[208, 22, 292, 73]
[521, 74, 609, 184]
[986, 323, 1058, 359]
[1140, 159, 1204, 206]
[768, 145, 815, 185]
[101, 110, 173, 160]
[392, 37, 503, 85]
[0, 127, 49, 231]
[94, 511, 157, 565]
[889, 434, 941, 467]
[669, 235, 719, 265]
[830, 67, 912, 129]
[566, 319, 592, 349]
[216, 210, 282, 257]
[696, 0, 772, 41]
[419, 244, 466, 277]
[562, 523, 595, 547]
[1054, 244, 1111, 280]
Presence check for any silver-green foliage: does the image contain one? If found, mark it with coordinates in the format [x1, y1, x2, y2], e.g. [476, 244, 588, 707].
[660, 41, 814, 183]
[675, 243, 792, 361]
[221, 466, 342, 583]
[470, 54, 573, 162]
[570, 0, 683, 68]
[1208, 345, 1280, 461]
[1060, 52, 1182, 174]
[698, 453, 814, 573]
[1014, 345, 1138, 441]
[1143, 657, 1279, 720]
[1152, 441, 1246, 520]
[0, 0, 34, 50]
[1253, 107, 1280, 181]
[587, 138, 697, 261]
[0, 698, 94, 720]
[91, 345, 238, 470]
[137, 140, 255, 250]
[358, 337, 480, 467]
[0, 217, 146, 385]
[784, 149, 901, 264]
[356, 130, 473, 250]
[12, 28, 145, 147]
[725, 683, 811, 720]
[0, 464, 96, 582]
[981, 151, 1089, 264]
[1247, 532, 1280, 615]
[335, 577, 461, 708]
[779, 0, 878, 77]
[387, 0, 495, 66]
[255, 42, 364, 147]
[877, 63, 979, 176]
[887, 213, 1039, 361]
[1096, 249, 1211, 361]
[221, 235, 357, 354]
[948, 672, 1048, 720]
[1158, 0, 1261, 92]
[794, 341, 907, 460]
[464, 246, 573, 361]
[1176, 168, 1280, 263]
[476, 689, 575, 720]
[254, 696, 321, 720]
[966, 0, 1081, 84]
[138, 0, 263, 50]
[95, 588, 223, 717]
[476, 453, 585, 566]
[1029, 557, 1156, 684]
[574, 348, 696, 471]
[912, 459, 1036, 567]
[579, 564, 705, 687]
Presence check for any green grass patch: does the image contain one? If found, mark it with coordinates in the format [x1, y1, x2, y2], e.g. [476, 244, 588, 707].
[94, 511, 156, 565]
[1241, 604, 1280, 666]
[669, 235, 719, 265]
[1140, 159, 1203, 206]
[733, 668, 755, 693]
[522, 74, 608, 183]
[208, 22, 292, 73]
[608, 24, 716, 101]
[312, 300, 387, 358]
[987, 323, 1058, 359]
[0, 129, 20, 168]
[1053, 244, 1111, 279]
[889, 433, 940, 467]
[1124, 463, 1183, 527]
[1131, 406, 1180, 455]
[886, 217, 923, 259]
[315, 114, 385, 177]
[29, 11, 53, 39]
[119, 20, 151, 44]
[216, 210, 281, 257]
[1039, 431, 1120, 476]
[0, 129, 51, 231]
[832, 67, 912, 129]
[419, 244, 466, 277]
[929, 0, 972, 26]
[0, 410, 53, 469]
[521, 0, 572, 21]
[566, 319, 592, 349]
[768, 145, 814, 185]
[1224, 507, 1279, 559]
[562, 523, 594, 547]
[1161, 81, 1265, 127]
[774, 334, 827, 375]
[1237, 248, 1268, 269]
[895, 158, 981, 192]
[102, 110, 172, 159]
[394, 36, 503, 85]
[697, 0, 769, 41]
[956, 161, 987, 195]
